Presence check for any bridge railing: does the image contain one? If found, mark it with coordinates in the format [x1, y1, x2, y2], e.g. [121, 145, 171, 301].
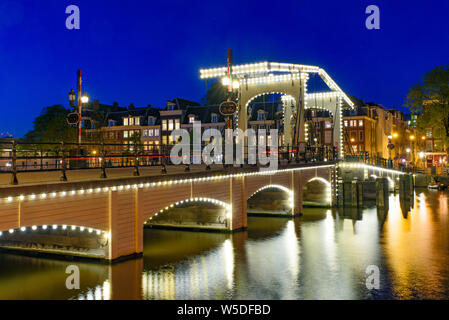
[343, 154, 411, 172]
[0, 141, 337, 185]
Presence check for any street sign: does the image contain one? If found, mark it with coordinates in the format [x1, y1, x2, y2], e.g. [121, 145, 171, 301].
[67, 112, 80, 125]
[219, 100, 237, 116]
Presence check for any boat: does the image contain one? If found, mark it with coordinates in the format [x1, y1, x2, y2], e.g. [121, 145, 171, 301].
[428, 179, 446, 190]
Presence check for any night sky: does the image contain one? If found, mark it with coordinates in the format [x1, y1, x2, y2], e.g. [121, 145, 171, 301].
[1, 0, 448, 138]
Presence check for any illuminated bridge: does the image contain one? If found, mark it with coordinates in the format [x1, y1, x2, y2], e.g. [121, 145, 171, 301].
[0, 161, 409, 261]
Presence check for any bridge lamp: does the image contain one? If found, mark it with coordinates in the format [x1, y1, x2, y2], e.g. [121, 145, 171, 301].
[350, 138, 355, 142]
[232, 80, 239, 89]
[421, 136, 426, 140]
[392, 132, 398, 138]
[221, 77, 231, 86]
[406, 148, 410, 153]
[81, 92, 89, 104]
[409, 135, 415, 140]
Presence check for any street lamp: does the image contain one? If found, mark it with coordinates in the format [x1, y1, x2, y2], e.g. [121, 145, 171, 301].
[68, 89, 76, 108]
[81, 92, 89, 104]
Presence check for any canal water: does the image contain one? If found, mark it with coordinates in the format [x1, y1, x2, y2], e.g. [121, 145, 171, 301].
[0, 189, 448, 300]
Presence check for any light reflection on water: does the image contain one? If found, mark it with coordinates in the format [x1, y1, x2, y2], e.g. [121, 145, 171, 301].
[0, 189, 448, 299]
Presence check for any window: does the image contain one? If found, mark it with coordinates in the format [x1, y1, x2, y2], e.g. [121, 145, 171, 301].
[162, 136, 167, 145]
[359, 131, 364, 141]
[135, 117, 140, 126]
[168, 119, 174, 130]
[162, 120, 167, 130]
[124, 131, 129, 138]
[211, 114, 217, 123]
[154, 129, 159, 136]
[148, 117, 155, 126]
[142, 130, 148, 137]
[325, 121, 331, 129]
[175, 119, 180, 130]
[129, 117, 134, 126]
[168, 135, 174, 144]
[316, 122, 321, 128]
[359, 120, 363, 127]
[257, 111, 265, 121]
[168, 104, 174, 111]
[124, 118, 129, 126]
[344, 120, 348, 127]
[189, 115, 195, 123]
[148, 129, 154, 137]
[109, 120, 115, 127]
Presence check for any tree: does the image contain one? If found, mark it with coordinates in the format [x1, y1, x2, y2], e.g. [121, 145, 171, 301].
[23, 104, 77, 145]
[405, 65, 449, 147]
[202, 81, 237, 105]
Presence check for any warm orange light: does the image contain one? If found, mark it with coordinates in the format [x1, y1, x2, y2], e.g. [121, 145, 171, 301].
[410, 135, 415, 140]
[350, 138, 355, 142]
[421, 136, 425, 140]
[392, 133, 398, 138]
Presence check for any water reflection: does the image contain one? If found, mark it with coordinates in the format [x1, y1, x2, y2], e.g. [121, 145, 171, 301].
[0, 190, 448, 299]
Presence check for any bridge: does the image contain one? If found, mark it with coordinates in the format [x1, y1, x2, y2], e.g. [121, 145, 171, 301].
[0, 162, 336, 261]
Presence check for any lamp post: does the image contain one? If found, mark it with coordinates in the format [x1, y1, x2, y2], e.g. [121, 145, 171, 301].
[409, 135, 415, 167]
[68, 70, 89, 145]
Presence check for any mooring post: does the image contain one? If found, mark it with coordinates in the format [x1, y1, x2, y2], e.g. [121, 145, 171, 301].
[60, 142, 67, 182]
[10, 140, 18, 185]
[376, 177, 389, 210]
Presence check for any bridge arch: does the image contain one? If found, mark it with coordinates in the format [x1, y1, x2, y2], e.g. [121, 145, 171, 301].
[302, 176, 332, 207]
[247, 184, 294, 215]
[0, 224, 106, 236]
[145, 197, 232, 231]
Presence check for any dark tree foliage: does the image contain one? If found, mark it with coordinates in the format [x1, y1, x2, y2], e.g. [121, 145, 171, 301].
[405, 65, 449, 145]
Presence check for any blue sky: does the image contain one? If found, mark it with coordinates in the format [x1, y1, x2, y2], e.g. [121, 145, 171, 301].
[1, 0, 448, 137]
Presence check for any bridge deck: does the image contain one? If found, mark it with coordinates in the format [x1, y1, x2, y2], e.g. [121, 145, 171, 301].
[0, 162, 335, 198]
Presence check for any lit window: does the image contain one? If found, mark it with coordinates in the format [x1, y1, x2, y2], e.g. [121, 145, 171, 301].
[189, 116, 195, 123]
[135, 117, 140, 125]
[344, 120, 348, 127]
[162, 120, 167, 130]
[175, 119, 180, 130]
[124, 131, 128, 138]
[154, 129, 159, 136]
[142, 130, 148, 137]
[359, 120, 363, 127]
[325, 121, 331, 129]
[124, 118, 129, 126]
[149, 129, 153, 137]
[162, 136, 167, 144]
[168, 119, 174, 130]
[129, 117, 134, 126]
